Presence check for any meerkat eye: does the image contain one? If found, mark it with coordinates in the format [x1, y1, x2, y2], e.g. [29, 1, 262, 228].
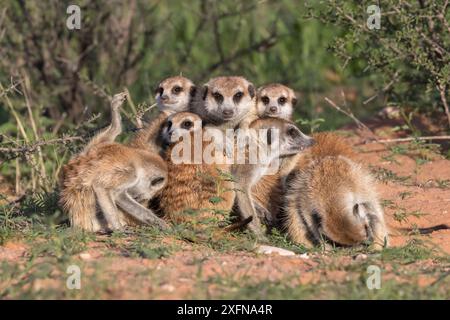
[166, 120, 173, 130]
[172, 86, 183, 95]
[278, 97, 287, 105]
[261, 96, 270, 105]
[287, 126, 300, 138]
[233, 91, 244, 104]
[182, 120, 193, 129]
[212, 92, 223, 104]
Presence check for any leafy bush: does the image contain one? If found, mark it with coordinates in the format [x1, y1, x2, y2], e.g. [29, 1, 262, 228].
[309, 0, 450, 129]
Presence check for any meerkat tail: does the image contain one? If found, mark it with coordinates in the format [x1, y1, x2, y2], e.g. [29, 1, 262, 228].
[83, 92, 127, 153]
[388, 223, 450, 236]
[59, 186, 100, 232]
[223, 216, 253, 232]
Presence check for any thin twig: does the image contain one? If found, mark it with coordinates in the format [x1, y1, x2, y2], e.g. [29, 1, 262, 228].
[0, 136, 83, 155]
[438, 83, 450, 128]
[324, 96, 374, 134]
[373, 136, 450, 143]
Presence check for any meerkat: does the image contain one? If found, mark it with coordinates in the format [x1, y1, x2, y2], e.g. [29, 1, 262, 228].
[232, 117, 314, 239]
[256, 83, 297, 120]
[241, 84, 298, 227]
[191, 76, 257, 131]
[129, 76, 196, 155]
[190, 76, 277, 222]
[60, 93, 169, 232]
[280, 132, 389, 250]
[158, 112, 235, 225]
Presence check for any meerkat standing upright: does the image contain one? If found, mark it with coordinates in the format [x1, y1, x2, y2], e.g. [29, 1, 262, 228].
[232, 117, 314, 238]
[256, 83, 297, 120]
[129, 76, 196, 155]
[191, 76, 257, 130]
[249, 83, 298, 225]
[60, 93, 169, 232]
[158, 112, 235, 226]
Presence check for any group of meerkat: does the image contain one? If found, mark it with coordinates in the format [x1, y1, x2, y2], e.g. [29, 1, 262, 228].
[60, 75, 389, 250]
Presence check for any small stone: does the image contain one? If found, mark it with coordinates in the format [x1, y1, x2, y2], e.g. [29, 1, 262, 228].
[354, 253, 368, 261]
[79, 252, 91, 260]
[161, 284, 175, 292]
[256, 245, 296, 256]
[299, 253, 309, 259]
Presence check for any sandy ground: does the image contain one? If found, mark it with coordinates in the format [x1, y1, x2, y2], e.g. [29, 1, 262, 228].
[0, 125, 449, 299]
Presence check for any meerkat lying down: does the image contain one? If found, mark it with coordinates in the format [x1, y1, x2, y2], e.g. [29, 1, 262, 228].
[281, 132, 389, 250]
[60, 93, 168, 232]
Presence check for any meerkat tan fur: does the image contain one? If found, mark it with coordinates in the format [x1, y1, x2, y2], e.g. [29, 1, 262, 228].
[129, 76, 196, 155]
[158, 112, 235, 225]
[248, 83, 298, 225]
[256, 83, 297, 120]
[189, 76, 280, 224]
[60, 93, 168, 232]
[232, 117, 314, 239]
[281, 132, 389, 250]
[191, 76, 257, 130]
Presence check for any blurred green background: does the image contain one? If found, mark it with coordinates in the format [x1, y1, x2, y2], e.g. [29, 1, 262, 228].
[0, 0, 390, 133]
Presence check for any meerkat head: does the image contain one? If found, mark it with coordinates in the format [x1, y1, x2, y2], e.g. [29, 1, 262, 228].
[257, 83, 297, 120]
[197, 76, 256, 128]
[322, 201, 374, 247]
[155, 76, 196, 114]
[249, 118, 314, 159]
[160, 112, 202, 146]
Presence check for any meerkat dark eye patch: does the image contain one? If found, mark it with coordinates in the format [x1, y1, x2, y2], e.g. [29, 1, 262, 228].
[189, 85, 197, 97]
[233, 91, 244, 104]
[202, 86, 208, 100]
[287, 126, 300, 138]
[151, 177, 165, 186]
[166, 120, 173, 131]
[172, 85, 183, 94]
[248, 84, 255, 98]
[292, 97, 298, 106]
[261, 96, 270, 105]
[278, 97, 287, 105]
[182, 120, 193, 129]
[212, 92, 224, 104]
[155, 87, 163, 95]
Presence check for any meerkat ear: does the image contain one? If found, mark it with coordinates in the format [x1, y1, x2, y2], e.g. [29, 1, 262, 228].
[190, 85, 197, 98]
[202, 85, 208, 100]
[248, 84, 255, 99]
[292, 97, 298, 107]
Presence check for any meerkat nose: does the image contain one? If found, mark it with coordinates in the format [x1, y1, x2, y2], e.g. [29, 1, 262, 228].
[222, 109, 234, 117]
[161, 94, 169, 102]
[269, 106, 277, 113]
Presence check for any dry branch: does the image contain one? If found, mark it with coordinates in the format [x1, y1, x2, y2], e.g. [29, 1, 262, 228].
[0, 136, 83, 156]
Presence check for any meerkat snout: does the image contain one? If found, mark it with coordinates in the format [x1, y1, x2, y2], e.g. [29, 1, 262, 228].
[285, 124, 314, 153]
[250, 118, 313, 158]
[257, 83, 297, 120]
[193, 76, 256, 128]
[154, 76, 196, 113]
[161, 112, 202, 146]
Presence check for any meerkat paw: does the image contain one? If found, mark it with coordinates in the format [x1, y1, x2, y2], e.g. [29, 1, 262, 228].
[247, 221, 268, 242]
[147, 217, 170, 231]
[111, 92, 128, 109]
